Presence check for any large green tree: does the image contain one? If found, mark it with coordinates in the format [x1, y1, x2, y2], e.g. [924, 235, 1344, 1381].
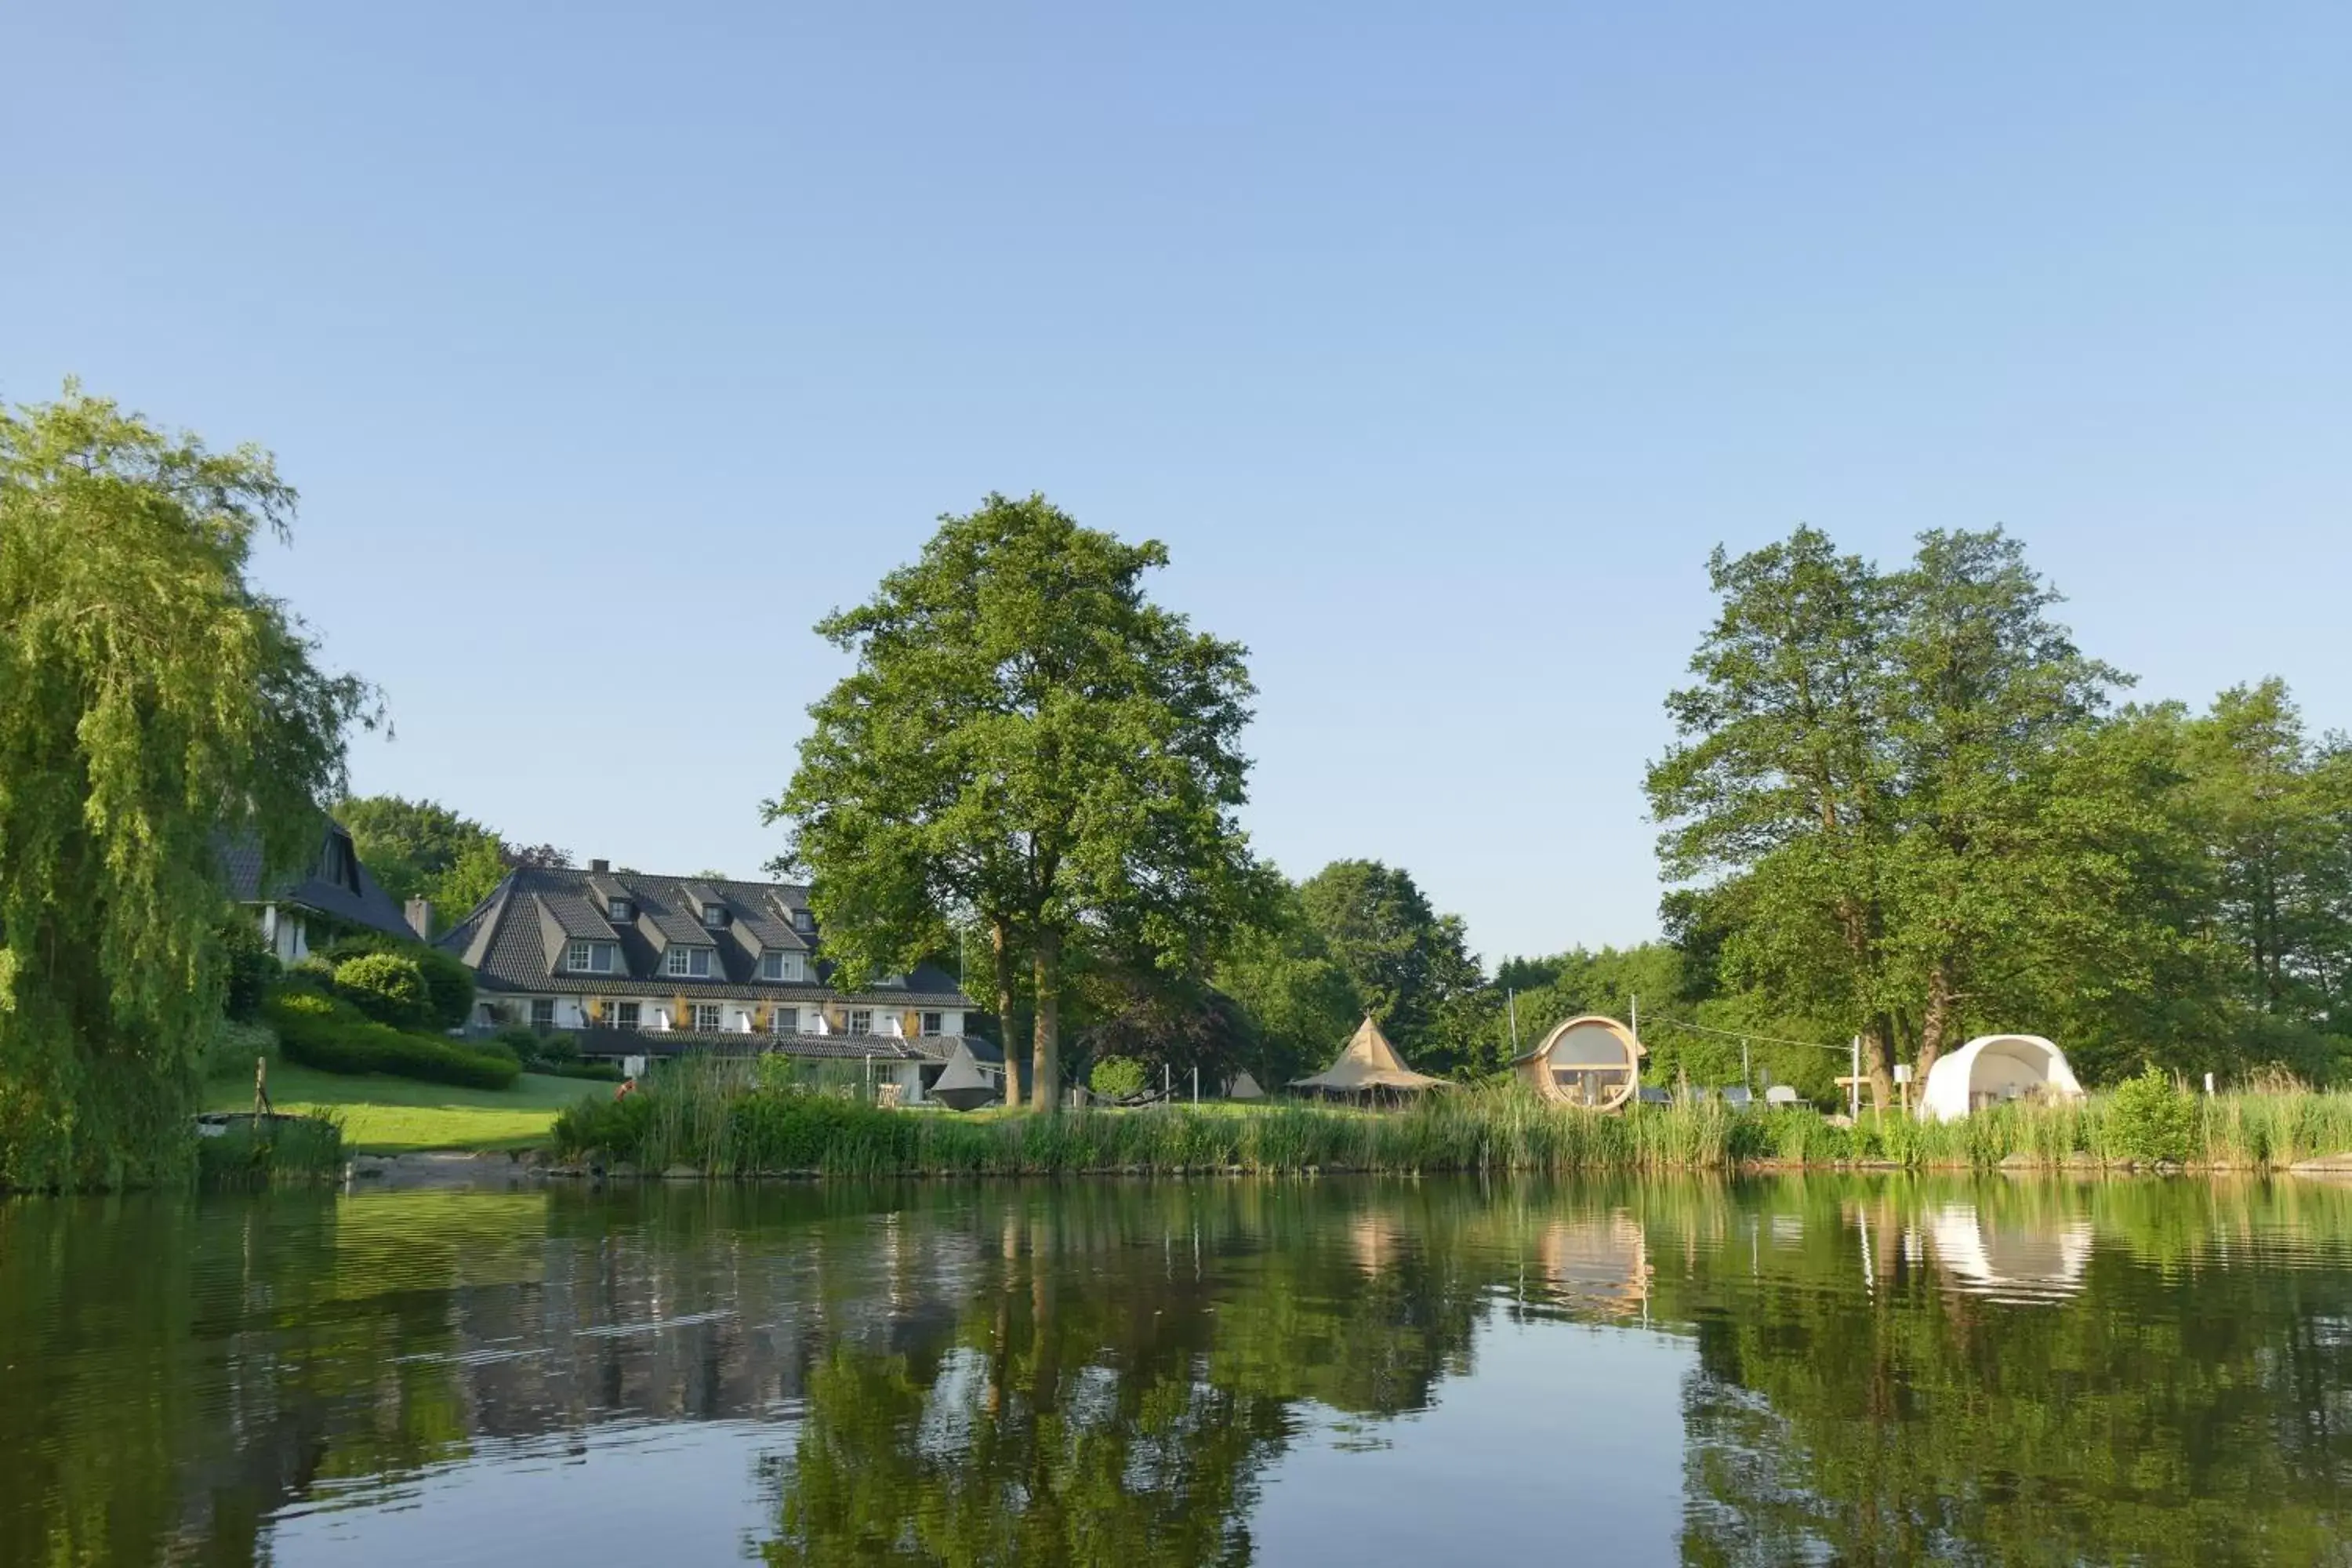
[770, 493, 1261, 1112]
[338, 794, 569, 932]
[1645, 528, 1904, 1100]
[1876, 529, 2128, 1082]
[1649, 526, 2188, 1102]
[0, 389, 372, 1187]
[1212, 878, 1363, 1087]
[1294, 859, 1486, 1074]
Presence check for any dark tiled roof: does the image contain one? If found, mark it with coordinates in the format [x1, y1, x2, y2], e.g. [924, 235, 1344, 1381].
[218, 822, 415, 942]
[441, 864, 971, 1009]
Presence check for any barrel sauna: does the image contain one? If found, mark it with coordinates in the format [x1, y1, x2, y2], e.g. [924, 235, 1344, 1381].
[1515, 1014, 1642, 1111]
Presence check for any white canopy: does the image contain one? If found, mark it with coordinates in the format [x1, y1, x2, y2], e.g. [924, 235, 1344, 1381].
[1917, 1034, 2085, 1122]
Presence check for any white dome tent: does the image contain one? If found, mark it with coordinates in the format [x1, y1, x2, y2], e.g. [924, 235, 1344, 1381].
[1917, 1034, 2085, 1122]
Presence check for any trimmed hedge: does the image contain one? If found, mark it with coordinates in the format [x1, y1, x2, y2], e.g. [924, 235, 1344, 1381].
[332, 953, 431, 1029]
[321, 933, 475, 1029]
[263, 990, 520, 1091]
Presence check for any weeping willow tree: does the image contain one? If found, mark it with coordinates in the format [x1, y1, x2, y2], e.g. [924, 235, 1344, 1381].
[0, 387, 372, 1189]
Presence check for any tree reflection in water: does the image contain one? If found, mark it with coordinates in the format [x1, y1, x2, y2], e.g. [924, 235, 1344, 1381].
[5, 1178, 2352, 1566]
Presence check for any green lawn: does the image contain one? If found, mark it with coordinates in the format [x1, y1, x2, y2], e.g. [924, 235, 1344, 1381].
[204, 1062, 604, 1153]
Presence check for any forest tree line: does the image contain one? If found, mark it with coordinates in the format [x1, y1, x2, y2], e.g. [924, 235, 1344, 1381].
[796, 515, 2350, 1106]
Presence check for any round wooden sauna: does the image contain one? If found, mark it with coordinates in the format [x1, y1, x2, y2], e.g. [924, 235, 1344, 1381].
[1515, 1014, 1642, 1111]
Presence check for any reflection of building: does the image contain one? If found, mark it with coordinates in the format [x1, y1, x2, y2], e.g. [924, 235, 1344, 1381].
[1924, 1203, 2092, 1302]
[1534, 1214, 1652, 1318]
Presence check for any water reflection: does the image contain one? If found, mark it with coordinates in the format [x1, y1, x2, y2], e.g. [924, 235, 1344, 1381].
[3, 1176, 2351, 1565]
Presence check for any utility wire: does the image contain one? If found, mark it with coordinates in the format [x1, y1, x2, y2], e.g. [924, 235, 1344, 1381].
[1639, 1011, 1853, 1055]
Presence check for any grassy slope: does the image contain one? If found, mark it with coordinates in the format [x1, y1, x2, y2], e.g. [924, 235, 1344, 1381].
[204, 1062, 603, 1154]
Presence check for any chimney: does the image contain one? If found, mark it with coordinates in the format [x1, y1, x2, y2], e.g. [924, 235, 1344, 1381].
[590, 858, 610, 874]
[404, 898, 433, 940]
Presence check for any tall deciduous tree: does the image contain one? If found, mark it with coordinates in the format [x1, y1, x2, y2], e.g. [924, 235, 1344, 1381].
[1878, 529, 2127, 1082]
[770, 493, 1260, 1112]
[1213, 880, 1363, 1087]
[1294, 860, 1485, 1074]
[0, 389, 372, 1187]
[1646, 528, 1904, 1102]
[339, 794, 569, 931]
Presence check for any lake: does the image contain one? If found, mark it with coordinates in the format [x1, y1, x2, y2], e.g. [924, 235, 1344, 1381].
[5, 1175, 2351, 1566]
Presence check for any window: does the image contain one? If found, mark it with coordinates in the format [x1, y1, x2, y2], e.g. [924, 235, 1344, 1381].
[665, 946, 713, 978]
[770, 1007, 798, 1036]
[530, 999, 554, 1029]
[760, 950, 804, 982]
[693, 1003, 722, 1033]
[609, 1001, 641, 1030]
[920, 1011, 944, 1036]
[791, 907, 815, 935]
[847, 1008, 872, 1036]
[701, 902, 728, 929]
[609, 898, 633, 923]
[568, 942, 617, 974]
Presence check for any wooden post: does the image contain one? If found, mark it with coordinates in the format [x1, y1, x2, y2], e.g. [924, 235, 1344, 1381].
[253, 1055, 272, 1138]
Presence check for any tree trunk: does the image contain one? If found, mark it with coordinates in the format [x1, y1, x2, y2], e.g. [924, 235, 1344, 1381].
[1864, 1015, 1896, 1112]
[1915, 957, 1958, 1091]
[991, 919, 1019, 1109]
[1029, 927, 1062, 1114]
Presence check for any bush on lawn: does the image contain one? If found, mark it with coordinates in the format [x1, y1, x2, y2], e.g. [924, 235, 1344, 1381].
[332, 953, 432, 1029]
[321, 932, 476, 1029]
[263, 990, 520, 1091]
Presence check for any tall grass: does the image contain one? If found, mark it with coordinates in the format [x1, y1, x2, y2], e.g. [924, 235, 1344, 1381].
[194, 1113, 347, 1188]
[550, 1069, 2352, 1178]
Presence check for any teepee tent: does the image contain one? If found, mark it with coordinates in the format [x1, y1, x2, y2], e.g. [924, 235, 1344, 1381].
[1222, 1069, 1268, 1102]
[1917, 1035, 2085, 1122]
[1292, 1016, 1450, 1098]
[928, 1040, 1000, 1112]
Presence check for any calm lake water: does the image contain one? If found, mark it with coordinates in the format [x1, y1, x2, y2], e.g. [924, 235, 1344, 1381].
[7, 1175, 2352, 1566]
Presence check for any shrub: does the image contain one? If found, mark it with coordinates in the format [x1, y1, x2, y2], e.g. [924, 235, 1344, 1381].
[330, 953, 432, 1029]
[1090, 1055, 1149, 1102]
[552, 1089, 655, 1162]
[204, 1018, 278, 1081]
[196, 1113, 345, 1187]
[263, 990, 520, 1091]
[411, 946, 476, 1029]
[2104, 1068, 2197, 1165]
[218, 917, 281, 1022]
[321, 931, 474, 1029]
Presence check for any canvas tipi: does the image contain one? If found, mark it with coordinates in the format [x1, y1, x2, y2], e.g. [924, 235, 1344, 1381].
[1291, 1015, 1450, 1098]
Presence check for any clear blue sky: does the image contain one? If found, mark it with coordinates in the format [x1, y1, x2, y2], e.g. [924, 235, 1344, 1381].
[6, 4, 2347, 964]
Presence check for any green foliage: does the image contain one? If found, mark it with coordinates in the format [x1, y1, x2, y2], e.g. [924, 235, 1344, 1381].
[334, 794, 526, 931]
[1212, 880, 1362, 1085]
[330, 952, 432, 1029]
[263, 990, 519, 1091]
[0, 387, 373, 1189]
[1294, 860, 1484, 1073]
[2103, 1069, 2198, 1165]
[321, 931, 476, 1029]
[192, 1113, 344, 1187]
[771, 492, 1263, 1111]
[202, 1018, 278, 1081]
[217, 916, 281, 1022]
[1642, 524, 2352, 1098]
[1090, 1055, 1149, 1101]
[550, 1070, 2352, 1177]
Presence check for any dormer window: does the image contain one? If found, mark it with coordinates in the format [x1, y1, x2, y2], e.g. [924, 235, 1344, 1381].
[760, 951, 806, 982]
[791, 908, 815, 935]
[664, 946, 714, 978]
[700, 903, 728, 930]
[608, 897, 633, 923]
[567, 941, 619, 974]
